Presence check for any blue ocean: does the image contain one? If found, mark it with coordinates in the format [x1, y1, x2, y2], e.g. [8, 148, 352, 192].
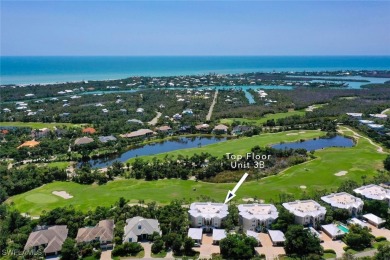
[1, 56, 390, 85]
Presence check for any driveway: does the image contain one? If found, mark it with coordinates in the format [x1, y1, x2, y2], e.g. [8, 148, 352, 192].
[141, 242, 152, 259]
[320, 231, 346, 258]
[367, 223, 390, 238]
[255, 233, 285, 260]
[193, 233, 220, 259]
[100, 250, 112, 260]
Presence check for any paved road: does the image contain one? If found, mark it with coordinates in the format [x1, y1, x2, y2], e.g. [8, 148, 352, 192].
[338, 126, 388, 154]
[148, 111, 162, 126]
[206, 90, 218, 121]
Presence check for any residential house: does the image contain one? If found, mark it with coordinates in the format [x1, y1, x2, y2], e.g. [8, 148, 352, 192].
[120, 129, 154, 139]
[31, 128, 50, 139]
[24, 225, 68, 256]
[213, 124, 228, 134]
[282, 200, 326, 227]
[188, 202, 228, 232]
[232, 125, 253, 135]
[127, 119, 143, 124]
[346, 113, 363, 119]
[98, 135, 117, 143]
[321, 192, 364, 216]
[353, 184, 390, 206]
[76, 220, 114, 249]
[156, 126, 172, 134]
[238, 204, 279, 232]
[123, 216, 161, 243]
[195, 124, 210, 132]
[17, 140, 40, 149]
[82, 127, 97, 134]
[74, 137, 94, 146]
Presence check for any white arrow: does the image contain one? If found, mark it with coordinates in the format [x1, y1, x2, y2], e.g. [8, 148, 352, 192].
[224, 172, 249, 204]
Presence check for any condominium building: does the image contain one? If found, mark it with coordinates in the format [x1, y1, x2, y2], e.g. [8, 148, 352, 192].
[238, 204, 279, 232]
[282, 200, 326, 226]
[321, 192, 364, 216]
[353, 184, 390, 206]
[188, 202, 228, 231]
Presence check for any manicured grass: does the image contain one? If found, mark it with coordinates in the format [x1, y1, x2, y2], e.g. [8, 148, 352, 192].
[126, 129, 324, 163]
[7, 127, 386, 216]
[151, 251, 167, 258]
[0, 121, 84, 129]
[46, 161, 70, 169]
[323, 253, 337, 259]
[220, 110, 305, 126]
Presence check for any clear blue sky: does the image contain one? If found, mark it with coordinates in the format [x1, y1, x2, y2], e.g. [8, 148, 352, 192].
[1, 1, 389, 56]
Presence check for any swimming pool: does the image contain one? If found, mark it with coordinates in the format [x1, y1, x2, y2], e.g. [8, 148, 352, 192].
[337, 224, 349, 233]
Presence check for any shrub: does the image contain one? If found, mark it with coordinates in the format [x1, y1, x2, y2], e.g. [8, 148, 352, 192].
[323, 249, 336, 254]
[375, 236, 387, 242]
[112, 242, 143, 257]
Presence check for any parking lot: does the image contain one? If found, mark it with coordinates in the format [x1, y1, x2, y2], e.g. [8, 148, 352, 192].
[193, 233, 220, 259]
[254, 233, 286, 260]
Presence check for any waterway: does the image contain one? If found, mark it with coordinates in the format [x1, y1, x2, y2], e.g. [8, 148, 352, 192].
[80, 136, 227, 168]
[271, 135, 354, 151]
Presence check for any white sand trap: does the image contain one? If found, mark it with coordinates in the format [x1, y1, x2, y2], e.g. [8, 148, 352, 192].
[242, 198, 264, 203]
[300, 185, 307, 189]
[299, 131, 306, 134]
[286, 133, 298, 136]
[52, 191, 73, 199]
[335, 171, 348, 177]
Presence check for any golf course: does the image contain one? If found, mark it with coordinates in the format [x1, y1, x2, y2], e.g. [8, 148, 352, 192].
[7, 127, 387, 216]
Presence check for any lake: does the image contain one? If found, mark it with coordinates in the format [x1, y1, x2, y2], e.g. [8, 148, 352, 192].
[81, 136, 227, 168]
[271, 135, 354, 151]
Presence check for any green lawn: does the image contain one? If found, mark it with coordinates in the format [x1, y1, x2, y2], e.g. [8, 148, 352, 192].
[7, 127, 387, 216]
[151, 251, 167, 258]
[0, 121, 84, 129]
[126, 129, 323, 163]
[220, 110, 305, 126]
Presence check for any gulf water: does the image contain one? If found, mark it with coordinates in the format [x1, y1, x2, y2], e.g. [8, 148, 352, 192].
[1, 56, 390, 85]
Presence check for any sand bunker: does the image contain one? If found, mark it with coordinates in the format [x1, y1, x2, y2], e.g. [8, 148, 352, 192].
[299, 131, 306, 134]
[335, 171, 348, 176]
[52, 191, 73, 199]
[242, 198, 264, 203]
[286, 133, 298, 136]
[300, 185, 307, 189]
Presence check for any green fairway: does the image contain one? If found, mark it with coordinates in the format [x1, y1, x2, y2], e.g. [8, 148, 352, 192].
[7, 127, 387, 216]
[126, 129, 323, 163]
[0, 121, 84, 129]
[220, 110, 305, 126]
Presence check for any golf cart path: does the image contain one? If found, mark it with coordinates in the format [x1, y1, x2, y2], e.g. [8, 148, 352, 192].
[148, 111, 162, 125]
[338, 126, 387, 154]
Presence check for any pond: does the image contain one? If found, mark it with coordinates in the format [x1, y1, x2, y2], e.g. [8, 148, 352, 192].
[271, 135, 354, 151]
[80, 136, 227, 168]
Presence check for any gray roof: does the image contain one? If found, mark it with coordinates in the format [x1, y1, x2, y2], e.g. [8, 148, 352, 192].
[123, 216, 161, 243]
[212, 229, 226, 241]
[188, 202, 229, 220]
[238, 204, 279, 221]
[24, 225, 68, 254]
[74, 136, 94, 145]
[127, 119, 143, 124]
[246, 230, 260, 241]
[188, 228, 203, 240]
[268, 230, 285, 243]
[76, 219, 114, 243]
[98, 135, 117, 143]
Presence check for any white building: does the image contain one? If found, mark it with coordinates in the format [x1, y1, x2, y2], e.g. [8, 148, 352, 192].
[362, 213, 386, 228]
[354, 184, 390, 206]
[321, 192, 364, 216]
[282, 200, 326, 226]
[238, 204, 279, 232]
[188, 202, 228, 231]
[123, 216, 161, 243]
